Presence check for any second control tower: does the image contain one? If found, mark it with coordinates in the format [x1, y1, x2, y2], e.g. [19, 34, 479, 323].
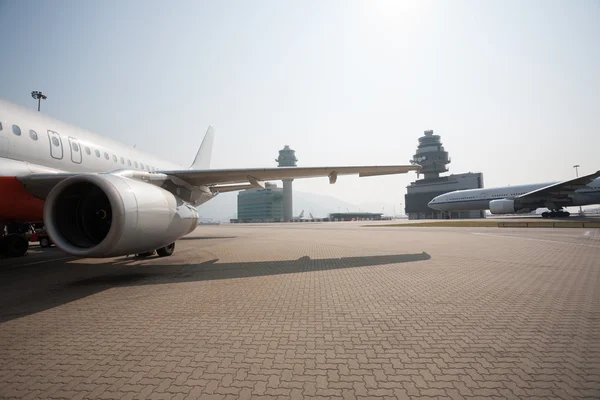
[276, 145, 297, 222]
[405, 130, 484, 219]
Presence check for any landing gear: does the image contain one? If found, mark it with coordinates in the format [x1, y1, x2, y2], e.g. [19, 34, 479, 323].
[156, 243, 175, 257]
[134, 243, 175, 258]
[0, 234, 29, 258]
[541, 210, 570, 218]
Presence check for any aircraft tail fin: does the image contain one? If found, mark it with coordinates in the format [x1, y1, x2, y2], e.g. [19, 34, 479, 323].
[189, 126, 215, 170]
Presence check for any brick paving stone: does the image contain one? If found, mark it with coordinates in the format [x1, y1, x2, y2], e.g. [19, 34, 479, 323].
[0, 224, 599, 399]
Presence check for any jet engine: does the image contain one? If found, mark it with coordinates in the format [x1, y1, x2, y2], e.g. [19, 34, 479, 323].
[488, 199, 516, 214]
[43, 174, 199, 258]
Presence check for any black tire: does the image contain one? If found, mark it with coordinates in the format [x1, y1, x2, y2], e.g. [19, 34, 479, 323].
[39, 237, 50, 248]
[541, 212, 549, 218]
[2, 234, 29, 258]
[156, 243, 175, 257]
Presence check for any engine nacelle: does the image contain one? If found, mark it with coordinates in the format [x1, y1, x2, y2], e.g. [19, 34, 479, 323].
[43, 174, 199, 258]
[489, 199, 516, 214]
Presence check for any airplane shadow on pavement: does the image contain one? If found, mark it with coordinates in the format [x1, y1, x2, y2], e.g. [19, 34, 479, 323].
[0, 251, 431, 323]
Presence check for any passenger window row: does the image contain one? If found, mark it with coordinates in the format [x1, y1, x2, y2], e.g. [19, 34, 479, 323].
[453, 196, 476, 201]
[85, 145, 158, 171]
[7, 123, 159, 172]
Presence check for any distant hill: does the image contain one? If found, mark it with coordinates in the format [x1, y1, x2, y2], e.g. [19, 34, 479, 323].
[197, 191, 400, 222]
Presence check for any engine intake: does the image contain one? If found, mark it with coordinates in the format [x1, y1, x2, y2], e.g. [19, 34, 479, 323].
[489, 199, 516, 214]
[44, 174, 199, 258]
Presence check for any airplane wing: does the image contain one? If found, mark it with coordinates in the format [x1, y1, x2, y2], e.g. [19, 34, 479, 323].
[18, 165, 420, 200]
[517, 170, 600, 201]
[161, 165, 420, 188]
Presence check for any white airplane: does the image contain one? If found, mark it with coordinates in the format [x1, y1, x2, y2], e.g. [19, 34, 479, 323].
[0, 99, 419, 258]
[428, 174, 600, 218]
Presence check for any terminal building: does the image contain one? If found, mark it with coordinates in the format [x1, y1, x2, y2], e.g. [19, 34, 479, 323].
[236, 183, 283, 223]
[404, 130, 485, 220]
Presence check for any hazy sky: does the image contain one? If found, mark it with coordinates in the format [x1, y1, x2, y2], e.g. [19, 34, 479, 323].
[1, 0, 598, 208]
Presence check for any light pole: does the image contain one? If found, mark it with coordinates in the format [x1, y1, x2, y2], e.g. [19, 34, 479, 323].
[31, 91, 47, 111]
[573, 165, 583, 215]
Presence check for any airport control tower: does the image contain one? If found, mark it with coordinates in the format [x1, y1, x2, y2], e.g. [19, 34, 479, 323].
[405, 130, 484, 219]
[410, 130, 451, 179]
[276, 145, 297, 222]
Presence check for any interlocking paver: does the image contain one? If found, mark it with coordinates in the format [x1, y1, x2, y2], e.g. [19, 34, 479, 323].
[0, 224, 599, 399]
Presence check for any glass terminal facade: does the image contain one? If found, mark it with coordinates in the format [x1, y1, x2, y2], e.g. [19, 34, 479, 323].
[237, 185, 284, 223]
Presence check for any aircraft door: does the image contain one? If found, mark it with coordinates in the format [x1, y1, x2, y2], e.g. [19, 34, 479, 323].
[47, 130, 63, 159]
[68, 137, 82, 164]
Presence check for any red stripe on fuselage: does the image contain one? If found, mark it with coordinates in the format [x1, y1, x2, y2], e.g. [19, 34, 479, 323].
[0, 177, 44, 222]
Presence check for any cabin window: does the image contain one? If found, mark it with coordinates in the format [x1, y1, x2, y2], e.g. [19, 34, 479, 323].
[72, 142, 79, 152]
[104, 152, 109, 160]
[120, 157, 124, 164]
[29, 130, 38, 140]
[85, 147, 91, 155]
[127, 159, 132, 166]
[12, 125, 21, 136]
[95, 149, 101, 157]
[0, 122, 2, 130]
[140, 163, 144, 170]
[112, 155, 117, 162]
[134, 161, 138, 168]
[51, 137, 60, 147]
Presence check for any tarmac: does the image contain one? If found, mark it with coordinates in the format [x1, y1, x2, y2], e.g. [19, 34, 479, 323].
[1, 221, 599, 399]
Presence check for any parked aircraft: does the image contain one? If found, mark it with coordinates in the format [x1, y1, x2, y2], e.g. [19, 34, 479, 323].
[0, 99, 419, 258]
[428, 174, 600, 217]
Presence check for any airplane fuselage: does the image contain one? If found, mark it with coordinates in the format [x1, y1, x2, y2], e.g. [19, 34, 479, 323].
[0, 100, 182, 175]
[429, 180, 600, 212]
[0, 100, 197, 222]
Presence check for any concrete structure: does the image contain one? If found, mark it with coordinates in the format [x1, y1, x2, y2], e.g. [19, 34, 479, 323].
[275, 145, 297, 222]
[406, 172, 485, 219]
[236, 183, 283, 223]
[405, 130, 484, 220]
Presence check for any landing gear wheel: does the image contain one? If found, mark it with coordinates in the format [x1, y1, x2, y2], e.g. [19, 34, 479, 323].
[135, 250, 155, 258]
[1, 234, 29, 258]
[543, 210, 570, 218]
[39, 237, 50, 248]
[156, 243, 175, 257]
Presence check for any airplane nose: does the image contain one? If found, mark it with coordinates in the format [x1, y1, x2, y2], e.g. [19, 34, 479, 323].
[428, 198, 440, 210]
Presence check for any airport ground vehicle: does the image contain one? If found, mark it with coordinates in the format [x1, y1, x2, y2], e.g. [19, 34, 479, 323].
[27, 224, 53, 248]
